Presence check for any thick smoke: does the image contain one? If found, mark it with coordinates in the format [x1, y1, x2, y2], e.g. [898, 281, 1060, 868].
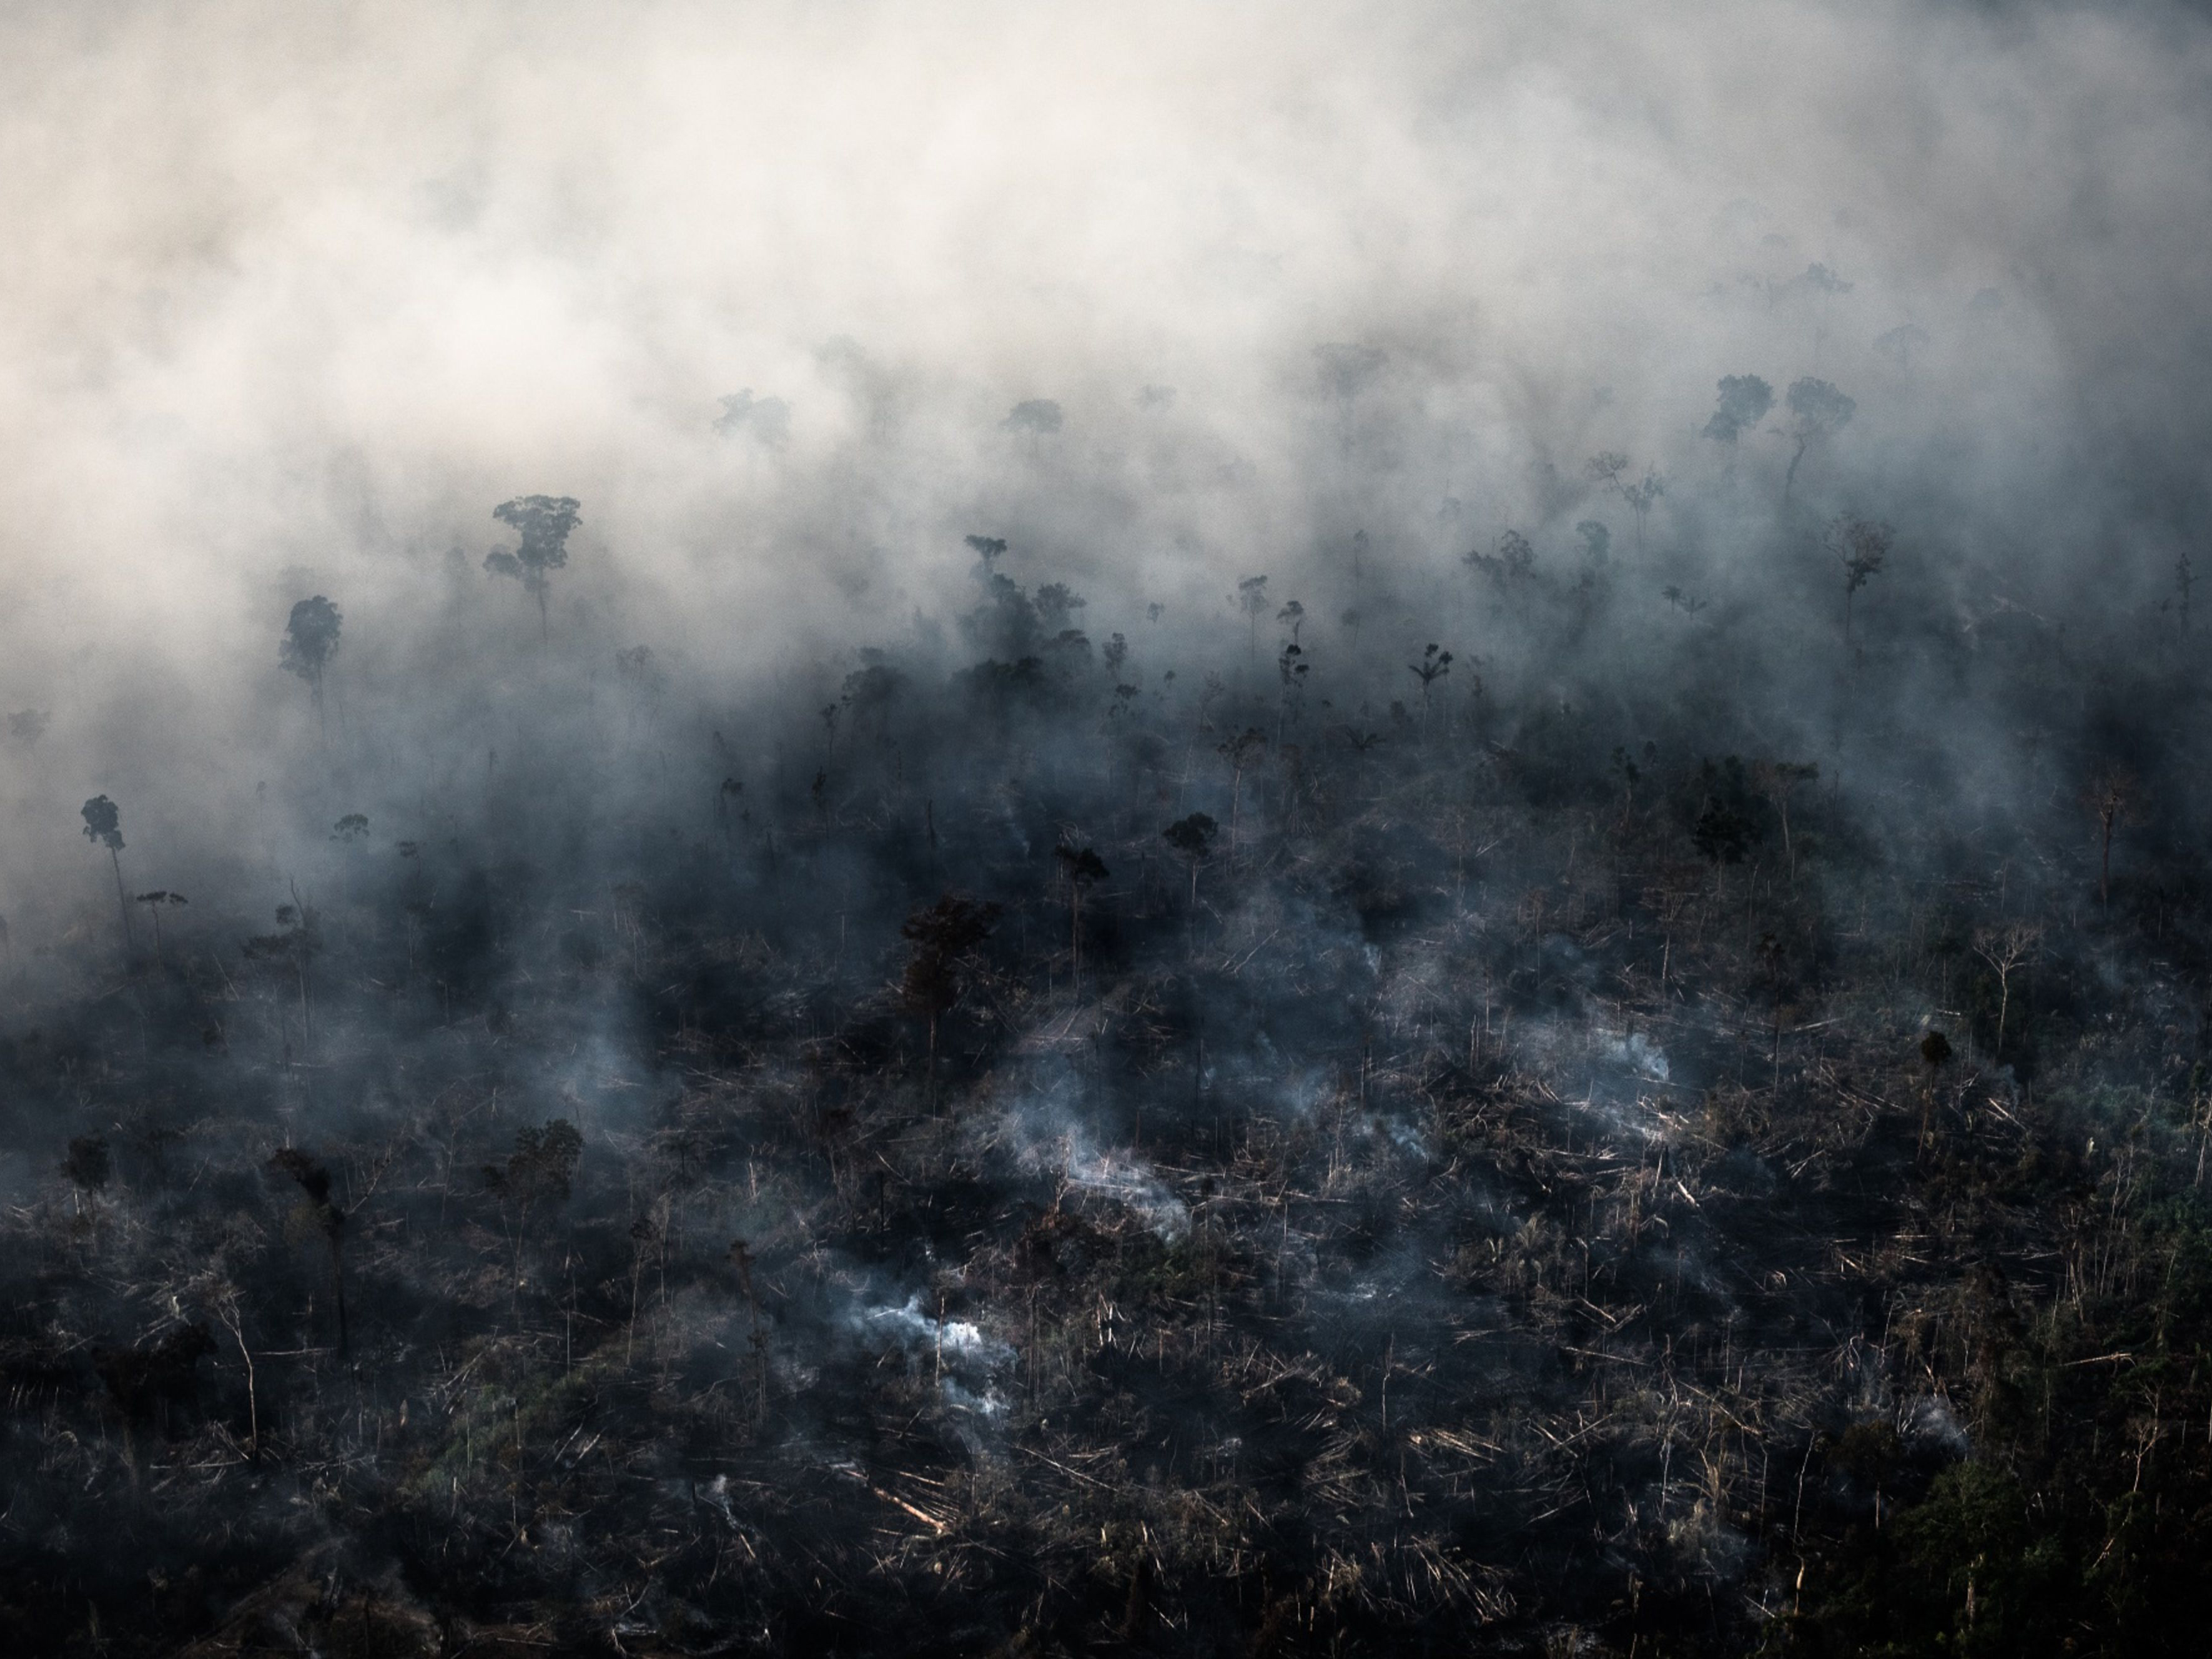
[6, 2, 2212, 1654]
[2, 2, 2205, 681]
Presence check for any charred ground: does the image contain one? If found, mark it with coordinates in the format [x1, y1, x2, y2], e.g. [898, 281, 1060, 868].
[4, 485, 2212, 1658]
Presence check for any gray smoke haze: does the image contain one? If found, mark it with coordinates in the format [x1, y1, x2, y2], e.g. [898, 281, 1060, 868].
[2, 0, 2209, 893]
[10, 11, 2212, 1648]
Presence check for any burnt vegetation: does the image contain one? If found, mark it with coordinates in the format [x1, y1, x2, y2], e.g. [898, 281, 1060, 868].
[6, 420, 2212, 1659]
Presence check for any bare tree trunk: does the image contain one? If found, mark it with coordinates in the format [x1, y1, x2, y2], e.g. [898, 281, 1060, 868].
[217, 1299, 259, 1462]
[109, 848, 133, 951]
[330, 1239, 349, 1358]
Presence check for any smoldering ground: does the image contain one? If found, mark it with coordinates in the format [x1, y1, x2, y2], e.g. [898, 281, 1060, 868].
[4, 2, 2212, 1655]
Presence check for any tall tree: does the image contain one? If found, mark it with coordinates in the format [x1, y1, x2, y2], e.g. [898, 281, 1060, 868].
[1754, 761, 1821, 882]
[1824, 514, 1892, 649]
[81, 795, 132, 950]
[1408, 644, 1453, 728]
[1054, 845, 1109, 991]
[1217, 728, 1267, 857]
[1162, 812, 1218, 914]
[486, 495, 583, 641]
[2083, 767, 2137, 911]
[1781, 378, 1855, 503]
[1972, 923, 2042, 1064]
[279, 595, 342, 739]
[1703, 374, 1774, 443]
[1236, 575, 1270, 665]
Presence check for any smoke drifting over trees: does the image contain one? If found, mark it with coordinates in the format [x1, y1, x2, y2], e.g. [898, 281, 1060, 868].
[4, 1, 2212, 1653]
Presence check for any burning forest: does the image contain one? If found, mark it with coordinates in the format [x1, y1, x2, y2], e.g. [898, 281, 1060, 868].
[5, 2, 2212, 1655]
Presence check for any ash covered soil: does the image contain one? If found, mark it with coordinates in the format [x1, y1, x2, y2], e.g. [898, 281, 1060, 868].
[6, 518, 2212, 1658]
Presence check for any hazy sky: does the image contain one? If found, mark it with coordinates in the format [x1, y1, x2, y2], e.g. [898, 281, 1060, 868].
[0, 0, 2206, 691]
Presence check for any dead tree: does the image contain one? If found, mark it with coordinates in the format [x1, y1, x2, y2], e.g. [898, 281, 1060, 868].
[2082, 767, 2136, 910]
[1972, 922, 2042, 1064]
[1054, 845, 1109, 992]
[1754, 761, 1820, 882]
[243, 901, 322, 1054]
[134, 890, 188, 958]
[1217, 728, 1267, 858]
[81, 795, 132, 952]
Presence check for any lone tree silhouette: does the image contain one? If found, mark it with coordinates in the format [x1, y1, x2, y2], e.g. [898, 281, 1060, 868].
[1002, 400, 1063, 454]
[1780, 377, 1855, 503]
[1703, 374, 1774, 443]
[1754, 760, 1821, 881]
[964, 535, 1008, 578]
[1054, 844, 1109, 991]
[1621, 469, 1664, 552]
[134, 890, 187, 957]
[1824, 513, 1892, 649]
[1972, 922, 2043, 1064]
[2083, 766, 2138, 911]
[1162, 812, 1218, 913]
[1409, 643, 1453, 727]
[1236, 575, 1270, 664]
[81, 795, 132, 950]
[486, 495, 583, 640]
[279, 595, 342, 739]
